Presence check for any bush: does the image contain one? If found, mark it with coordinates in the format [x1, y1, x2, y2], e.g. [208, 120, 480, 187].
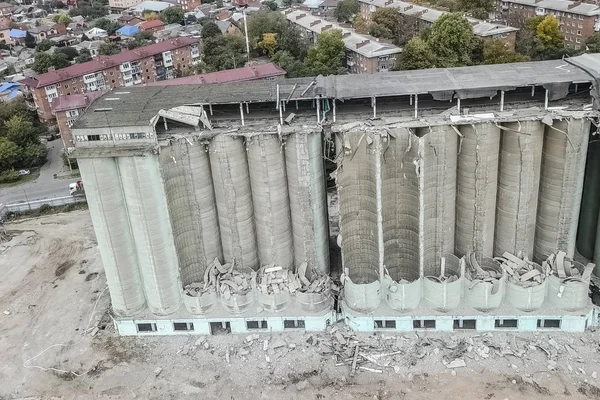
[0, 169, 21, 183]
[61, 153, 79, 169]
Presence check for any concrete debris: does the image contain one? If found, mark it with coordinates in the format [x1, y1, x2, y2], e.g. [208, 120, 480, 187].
[255, 262, 332, 296]
[3, 310, 10, 315]
[184, 258, 253, 300]
[445, 359, 467, 369]
[154, 367, 163, 377]
[246, 334, 259, 343]
[497, 251, 550, 287]
[592, 371, 597, 379]
[465, 252, 502, 294]
[546, 251, 595, 282]
[195, 337, 207, 346]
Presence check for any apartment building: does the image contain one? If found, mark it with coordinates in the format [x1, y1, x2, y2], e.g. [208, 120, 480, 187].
[109, 0, 142, 13]
[285, 10, 403, 73]
[22, 37, 201, 123]
[498, 0, 600, 49]
[360, 0, 520, 50]
[51, 91, 105, 150]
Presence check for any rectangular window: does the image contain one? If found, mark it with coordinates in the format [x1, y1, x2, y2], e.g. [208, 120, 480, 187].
[137, 322, 157, 332]
[173, 322, 194, 331]
[453, 319, 477, 330]
[246, 320, 268, 330]
[495, 319, 518, 328]
[577, 30, 582, 35]
[413, 320, 436, 329]
[284, 319, 306, 329]
[537, 319, 561, 329]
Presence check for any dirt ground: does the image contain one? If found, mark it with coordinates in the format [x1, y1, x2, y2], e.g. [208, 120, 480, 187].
[1, 210, 600, 400]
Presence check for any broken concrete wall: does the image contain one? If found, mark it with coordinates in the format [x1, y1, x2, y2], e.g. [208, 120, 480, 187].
[338, 129, 380, 284]
[209, 135, 259, 270]
[247, 135, 294, 270]
[419, 125, 458, 276]
[285, 131, 330, 274]
[78, 158, 147, 317]
[455, 123, 501, 259]
[534, 118, 590, 262]
[159, 138, 222, 286]
[382, 128, 420, 282]
[119, 155, 182, 316]
[494, 121, 544, 258]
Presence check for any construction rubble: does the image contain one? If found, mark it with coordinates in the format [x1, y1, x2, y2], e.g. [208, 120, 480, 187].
[256, 262, 332, 296]
[546, 251, 594, 282]
[497, 252, 550, 287]
[184, 258, 252, 300]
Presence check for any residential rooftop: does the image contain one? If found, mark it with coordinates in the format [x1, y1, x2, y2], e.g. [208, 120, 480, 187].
[359, 0, 519, 36]
[144, 63, 286, 86]
[74, 55, 599, 129]
[501, 0, 600, 16]
[285, 10, 403, 58]
[24, 37, 198, 88]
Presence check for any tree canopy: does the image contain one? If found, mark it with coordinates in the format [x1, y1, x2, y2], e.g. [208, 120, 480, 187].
[202, 35, 247, 71]
[304, 29, 346, 76]
[0, 100, 47, 180]
[35, 39, 54, 52]
[202, 21, 222, 40]
[98, 42, 121, 56]
[483, 39, 530, 64]
[160, 7, 184, 24]
[454, 0, 494, 20]
[55, 46, 79, 61]
[94, 18, 120, 35]
[335, 0, 359, 23]
[32, 52, 71, 73]
[396, 37, 435, 70]
[68, 0, 108, 19]
[516, 15, 566, 60]
[586, 33, 600, 53]
[427, 12, 475, 67]
[75, 48, 93, 63]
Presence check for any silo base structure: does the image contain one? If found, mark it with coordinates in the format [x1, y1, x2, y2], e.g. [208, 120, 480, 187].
[69, 62, 599, 335]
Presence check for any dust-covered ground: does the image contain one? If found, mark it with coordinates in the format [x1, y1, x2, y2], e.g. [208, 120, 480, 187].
[1, 211, 600, 400]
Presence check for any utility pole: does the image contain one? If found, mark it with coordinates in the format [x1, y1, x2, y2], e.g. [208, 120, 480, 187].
[242, 5, 250, 62]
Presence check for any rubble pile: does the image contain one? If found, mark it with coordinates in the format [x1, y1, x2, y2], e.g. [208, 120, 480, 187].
[256, 265, 299, 295]
[297, 262, 332, 295]
[183, 258, 253, 300]
[545, 251, 593, 282]
[497, 252, 550, 287]
[464, 252, 502, 291]
[424, 256, 459, 283]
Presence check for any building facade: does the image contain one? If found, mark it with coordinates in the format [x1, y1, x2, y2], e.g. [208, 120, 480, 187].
[22, 37, 201, 123]
[497, 0, 600, 49]
[359, 0, 519, 50]
[51, 91, 105, 150]
[285, 10, 402, 73]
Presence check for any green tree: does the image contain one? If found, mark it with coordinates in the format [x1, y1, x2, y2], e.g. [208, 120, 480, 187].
[371, 8, 400, 37]
[278, 24, 309, 59]
[24, 32, 36, 49]
[0, 138, 21, 171]
[585, 33, 600, 53]
[265, 0, 278, 10]
[75, 48, 93, 63]
[98, 42, 121, 56]
[427, 12, 475, 67]
[35, 39, 54, 52]
[483, 39, 530, 64]
[353, 15, 369, 33]
[396, 37, 435, 70]
[68, 0, 108, 19]
[304, 29, 346, 76]
[4, 115, 38, 147]
[32, 52, 71, 73]
[94, 18, 120, 35]
[282, 0, 293, 7]
[53, 13, 72, 25]
[202, 21, 222, 39]
[247, 11, 287, 53]
[55, 46, 79, 61]
[368, 22, 393, 39]
[335, 0, 359, 23]
[160, 6, 185, 24]
[454, 0, 494, 19]
[272, 50, 306, 77]
[258, 33, 278, 57]
[127, 31, 155, 49]
[202, 35, 246, 71]
[517, 15, 566, 60]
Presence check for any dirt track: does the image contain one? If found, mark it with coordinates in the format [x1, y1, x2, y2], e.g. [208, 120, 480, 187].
[0, 210, 599, 400]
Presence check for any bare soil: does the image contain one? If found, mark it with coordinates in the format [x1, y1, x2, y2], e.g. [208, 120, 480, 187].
[1, 210, 599, 400]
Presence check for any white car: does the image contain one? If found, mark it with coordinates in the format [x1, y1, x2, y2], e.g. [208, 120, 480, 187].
[18, 169, 30, 176]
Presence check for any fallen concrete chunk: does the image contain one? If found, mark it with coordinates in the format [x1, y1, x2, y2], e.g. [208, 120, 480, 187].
[446, 359, 466, 369]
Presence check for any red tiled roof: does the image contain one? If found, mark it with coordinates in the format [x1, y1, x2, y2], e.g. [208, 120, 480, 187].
[51, 90, 105, 112]
[144, 63, 286, 86]
[138, 19, 165, 30]
[28, 37, 197, 88]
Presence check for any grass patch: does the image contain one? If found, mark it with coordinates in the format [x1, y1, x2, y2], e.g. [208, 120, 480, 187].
[0, 171, 40, 188]
[3, 201, 88, 222]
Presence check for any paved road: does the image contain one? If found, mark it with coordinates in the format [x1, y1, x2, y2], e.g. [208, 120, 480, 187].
[0, 141, 79, 205]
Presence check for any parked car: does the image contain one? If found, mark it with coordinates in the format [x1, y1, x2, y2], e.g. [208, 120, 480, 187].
[18, 169, 30, 176]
